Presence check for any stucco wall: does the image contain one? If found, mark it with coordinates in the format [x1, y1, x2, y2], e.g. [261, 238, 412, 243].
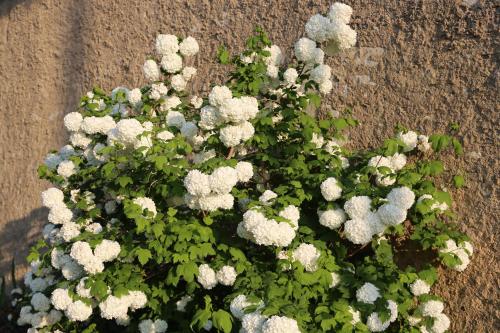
[0, 0, 498, 331]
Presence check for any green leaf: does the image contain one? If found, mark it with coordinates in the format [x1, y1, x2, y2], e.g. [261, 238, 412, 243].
[453, 174, 465, 188]
[212, 310, 233, 333]
[136, 248, 152, 265]
[218, 46, 230, 64]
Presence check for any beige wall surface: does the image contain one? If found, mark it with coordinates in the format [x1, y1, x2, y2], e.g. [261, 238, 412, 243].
[0, 0, 498, 331]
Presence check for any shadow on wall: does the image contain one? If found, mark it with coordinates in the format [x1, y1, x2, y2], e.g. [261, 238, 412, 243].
[0, 0, 33, 14]
[0, 208, 46, 287]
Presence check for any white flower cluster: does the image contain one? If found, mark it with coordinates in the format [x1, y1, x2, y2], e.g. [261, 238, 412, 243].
[417, 300, 450, 333]
[139, 319, 169, 333]
[439, 239, 473, 271]
[70, 239, 121, 275]
[237, 207, 298, 247]
[397, 130, 432, 153]
[366, 300, 398, 332]
[107, 118, 152, 150]
[367, 153, 407, 186]
[291, 243, 321, 272]
[230, 296, 300, 333]
[320, 177, 342, 201]
[263, 45, 284, 79]
[356, 282, 380, 304]
[98, 290, 147, 325]
[197, 264, 237, 289]
[184, 163, 253, 212]
[410, 279, 431, 296]
[133, 196, 157, 217]
[305, 2, 356, 50]
[144, 34, 199, 82]
[200, 85, 259, 147]
[344, 187, 415, 244]
[417, 194, 449, 212]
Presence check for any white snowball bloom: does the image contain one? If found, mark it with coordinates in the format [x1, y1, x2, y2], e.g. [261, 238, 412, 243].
[417, 134, 432, 152]
[330, 272, 341, 288]
[143, 59, 160, 81]
[388, 153, 407, 171]
[349, 306, 361, 324]
[81, 115, 116, 135]
[279, 205, 300, 230]
[64, 112, 83, 132]
[176, 295, 192, 312]
[459, 241, 474, 256]
[160, 95, 182, 112]
[51, 248, 70, 269]
[76, 278, 92, 298]
[51, 289, 72, 311]
[57, 160, 77, 178]
[166, 110, 186, 128]
[41, 188, 64, 209]
[199, 105, 221, 130]
[127, 88, 142, 106]
[328, 2, 353, 24]
[139, 319, 169, 333]
[218, 96, 259, 123]
[216, 265, 238, 286]
[310, 64, 332, 84]
[160, 53, 183, 73]
[318, 208, 346, 229]
[59, 222, 81, 242]
[387, 186, 415, 209]
[377, 203, 407, 226]
[149, 83, 169, 100]
[305, 14, 335, 43]
[133, 197, 157, 217]
[263, 45, 283, 66]
[294, 37, 317, 63]
[155, 34, 179, 55]
[344, 218, 373, 244]
[190, 95, 203, 108]
[209, 166, 238, 194]
[179, 36, 199, 56]
[266, 65, 279, 79]
[410, 279, 431, 296]
[182, 66, 197, 80]
[180, 121, 198, 139]
[219, 121, 254, 147]
[259, 190, 278, 204]
[197, 264, 218, 289]
[311, 132, 325, 148]
[319, 79, 333, 94]
[283, 68, 298, 84]
[61, 259, 84, 280]
[70, 131, 92, 149]
[171, 74, 187, 91]
[238, 210, 296, 247]
[235, 161, 253, 182]
[329, 22, 357, 51]
[184, 170, 211, 196]
[407, 316, 421, 326]
[453, 248, 471, 272]
[368, 155, 396, 186]
[66, 300, 92, 322]
[157, 130, 175, 141]
[94, 239, 121, 262]
[241, 312, 267, 333]
[126, 290, 148, 310]
[320, 177, 342, 201]
[397, 131, 418, 152]
[31, 293, 51, 312]
[292, 243, 321, 272]
[356, 282, 380, 304]
[59, 144, 77, 159]
[420, 300, 444, 317]
[428, 313, 450, 333]
[262, 316, 301, 333]
[110, 118, 145, 147]
[366, 312, 391, 332]
[70, 241, 104, 274]
[47, 204, 73, 225]
[209, 85, 232, 107]
[99, 295, 129, 320]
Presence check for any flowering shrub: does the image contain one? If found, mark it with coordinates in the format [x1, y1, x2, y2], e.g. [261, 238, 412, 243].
[12, 3, 472, 333]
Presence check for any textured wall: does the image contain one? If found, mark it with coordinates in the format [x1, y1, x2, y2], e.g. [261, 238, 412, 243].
[0, 0, 498, 331]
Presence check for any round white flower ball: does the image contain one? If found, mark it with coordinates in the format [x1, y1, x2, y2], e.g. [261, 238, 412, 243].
[155, 34, 179, 55]
[344, 195, 372, 219]
[283, 68, 298, 84]
[179, 36, 199, 56]
[328, 2, 353, 24]
[420, 300, 444, 317]
[64, 112, 83, 132]
[143, 59, 160, 81]
[31, 292, 51, 312]
[318, 209, 346, 229]
[320, 177, 342, 201]
[410, 279, 431, 296]
[356, 282, 380, 304]
[377, 203, 407, 226]
[344, 219, 373, 244]
[216, 265, 238, 286]
[235, 161, 254, 182]
[386, 186, 415, 210]
[292, 243, 321, 272]
[197, 264, 218, 290]
[161, 53, 183, 73]
[261, 316, 301, 333]
[397, 131, 418, 152]
[66, 300, 93, 322]
[184, 170, 211, 197]
[51, 289, 72, 311]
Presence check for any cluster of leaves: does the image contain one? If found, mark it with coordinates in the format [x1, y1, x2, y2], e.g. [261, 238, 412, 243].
[13, 28, 470, 333]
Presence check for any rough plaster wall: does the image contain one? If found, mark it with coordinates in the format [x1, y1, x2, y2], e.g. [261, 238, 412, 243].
[0, 0, 498, 331]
